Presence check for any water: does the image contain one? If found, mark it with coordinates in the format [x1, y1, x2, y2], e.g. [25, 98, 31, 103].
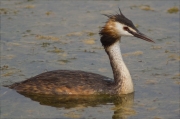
[1, 0, 179, 118]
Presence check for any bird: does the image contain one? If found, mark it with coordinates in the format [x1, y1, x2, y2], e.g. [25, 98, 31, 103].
[9, 8, 154, 95]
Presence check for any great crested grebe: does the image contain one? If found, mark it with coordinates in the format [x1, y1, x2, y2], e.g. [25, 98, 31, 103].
[9, 8, 154, 95]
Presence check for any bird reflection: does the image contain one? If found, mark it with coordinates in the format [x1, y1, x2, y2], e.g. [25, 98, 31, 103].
[19, 92, 135, 119]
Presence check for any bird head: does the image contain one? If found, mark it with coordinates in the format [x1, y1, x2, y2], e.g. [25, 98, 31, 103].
[99, 8, 154, 47]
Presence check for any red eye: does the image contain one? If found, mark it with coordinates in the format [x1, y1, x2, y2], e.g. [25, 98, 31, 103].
[123, 27, 129, 31]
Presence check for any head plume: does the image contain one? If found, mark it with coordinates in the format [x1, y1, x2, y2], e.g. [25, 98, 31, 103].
[102, 8, 139, 32]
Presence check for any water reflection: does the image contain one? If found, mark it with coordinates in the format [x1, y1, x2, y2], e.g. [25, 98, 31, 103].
[18, 92, 135, 118]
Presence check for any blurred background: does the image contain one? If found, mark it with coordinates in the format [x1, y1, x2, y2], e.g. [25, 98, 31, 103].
[1, 0, 179, 119]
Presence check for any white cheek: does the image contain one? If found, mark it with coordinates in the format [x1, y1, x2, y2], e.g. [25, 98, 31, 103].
[115, 22, 133, 36]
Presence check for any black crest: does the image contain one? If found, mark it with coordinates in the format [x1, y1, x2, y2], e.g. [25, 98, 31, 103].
[100, 8, 140, 48]
[104, 8, 138, 32]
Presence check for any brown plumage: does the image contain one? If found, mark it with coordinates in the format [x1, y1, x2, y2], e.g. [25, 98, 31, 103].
[10, 70, 115, 95]
[100, 19, 120, 47]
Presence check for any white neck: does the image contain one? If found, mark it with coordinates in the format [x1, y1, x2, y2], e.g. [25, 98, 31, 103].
[105, 40, 134, 94]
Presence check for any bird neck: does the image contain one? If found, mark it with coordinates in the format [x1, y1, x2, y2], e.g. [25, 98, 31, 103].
[105, 39, 134, 94]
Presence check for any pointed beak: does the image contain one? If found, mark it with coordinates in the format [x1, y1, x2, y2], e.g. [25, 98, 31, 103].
[126, 28, 154, 43]
[132, 31, 154, 43]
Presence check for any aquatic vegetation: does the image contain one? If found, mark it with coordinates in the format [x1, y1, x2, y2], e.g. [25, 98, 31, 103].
[83, 38, 95, 45]
[123, 51, 143, 57]
[130, 5, 154, 11]
[46, 11, 53, 16]
[36, 34, 59, 41]
[66, 32, 83, 37]
[58, 59, 70, 64]
[41, 42, 50, 47]
[24, 5, 35, 9]
[48, 47, 64, 53]
[139, 5, 154, 11]
[86, 32, 96, 36]
[167, 7, 179, 14]
[0, 8, 19, 15]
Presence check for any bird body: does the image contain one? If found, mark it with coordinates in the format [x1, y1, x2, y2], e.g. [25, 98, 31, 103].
[9, 8, 154, 95]
[10, 70, 114, 95]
